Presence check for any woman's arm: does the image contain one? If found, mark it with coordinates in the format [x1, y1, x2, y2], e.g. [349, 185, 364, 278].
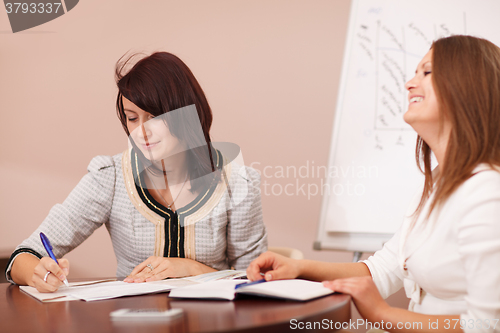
[248, 224, 404, 283]
[299, 259, 371, 280]
[225, 166, 268, 270]
[10, 253, 40, 286]
[10, 253, 70, 292]
[6, 155, 116, 290]
[246, 251, 370, 281]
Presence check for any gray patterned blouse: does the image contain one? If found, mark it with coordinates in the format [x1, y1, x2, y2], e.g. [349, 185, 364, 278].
[6, 149, 267, 282]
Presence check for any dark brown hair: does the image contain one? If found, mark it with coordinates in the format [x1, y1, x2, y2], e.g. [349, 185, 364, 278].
[115, 52, 218, 192]
[416, 35, 500, 215]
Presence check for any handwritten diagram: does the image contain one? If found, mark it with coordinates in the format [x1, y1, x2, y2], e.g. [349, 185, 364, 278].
[352, 10, 466, 137]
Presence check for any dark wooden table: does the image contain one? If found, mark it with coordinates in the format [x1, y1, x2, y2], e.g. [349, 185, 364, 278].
[0, 248, 13, 283]
[0, 282, 350, 333]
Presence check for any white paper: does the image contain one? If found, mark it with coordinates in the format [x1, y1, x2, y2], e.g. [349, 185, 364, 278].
[169, 280, 244, 300]
[19, 270, 246, 302]
[67, 281, 177, 301]
[237, 280, 334, 301]
[183, 270, 246, 283]
[19, 279, 116, 302]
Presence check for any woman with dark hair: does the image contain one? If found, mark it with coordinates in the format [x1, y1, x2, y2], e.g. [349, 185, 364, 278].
[5, 52, 267, 292]
[248, 35, 500, 331]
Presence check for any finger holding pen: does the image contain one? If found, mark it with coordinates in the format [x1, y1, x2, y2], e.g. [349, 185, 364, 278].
[37, 232, 70, 291]
[33, 257, 70, 293]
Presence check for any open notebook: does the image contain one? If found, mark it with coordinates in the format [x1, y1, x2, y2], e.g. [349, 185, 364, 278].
[168, 279, 334, 301]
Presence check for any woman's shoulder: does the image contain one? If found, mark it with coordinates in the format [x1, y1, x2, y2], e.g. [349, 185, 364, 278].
[465, 163, 500, 187]
[453, 163, 500, 202]
[224, 160, 261, 187]
[450, 164, 500, 238]
[86, 152, 124, 174]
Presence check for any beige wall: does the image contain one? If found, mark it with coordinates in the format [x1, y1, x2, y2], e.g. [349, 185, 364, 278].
[0, 0, 408, 316]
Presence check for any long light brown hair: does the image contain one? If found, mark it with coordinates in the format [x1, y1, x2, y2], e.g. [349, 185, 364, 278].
[416, 35, 500, 216]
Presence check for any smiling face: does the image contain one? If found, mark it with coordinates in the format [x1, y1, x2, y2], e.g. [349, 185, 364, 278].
[403, 49, 442, 135]
[404, 49, 453, 165]
[122, 97, 185, 163]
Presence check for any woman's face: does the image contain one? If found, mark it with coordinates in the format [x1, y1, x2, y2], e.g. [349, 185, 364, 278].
[122, 97, 185, 162]
[404, 49, 446, 138]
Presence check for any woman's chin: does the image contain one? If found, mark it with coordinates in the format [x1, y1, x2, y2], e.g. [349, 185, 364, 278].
[402, 111, 415, 126]
[138, 149, 162, 161]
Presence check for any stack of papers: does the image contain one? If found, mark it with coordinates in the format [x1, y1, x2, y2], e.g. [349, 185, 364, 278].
[20, 270, 247, 302]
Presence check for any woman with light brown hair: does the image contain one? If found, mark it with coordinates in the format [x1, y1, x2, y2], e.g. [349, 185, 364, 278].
[248, 35, 500, 332]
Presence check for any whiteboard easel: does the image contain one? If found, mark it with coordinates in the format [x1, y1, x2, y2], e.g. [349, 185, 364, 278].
[315, 0, 500, 255]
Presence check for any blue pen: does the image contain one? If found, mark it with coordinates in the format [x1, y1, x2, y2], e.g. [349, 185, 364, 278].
[40, 232, 69, 287]
[235, 278, 266, 290]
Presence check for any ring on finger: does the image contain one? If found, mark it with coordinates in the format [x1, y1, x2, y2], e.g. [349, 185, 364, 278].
[43, 271, 51, 283]
[146, 264, 154, 272]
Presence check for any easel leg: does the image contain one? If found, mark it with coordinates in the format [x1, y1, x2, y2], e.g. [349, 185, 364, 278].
[352, 251, 362, 263]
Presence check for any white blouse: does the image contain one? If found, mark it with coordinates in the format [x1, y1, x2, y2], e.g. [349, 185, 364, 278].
[364, 164, 500, 332]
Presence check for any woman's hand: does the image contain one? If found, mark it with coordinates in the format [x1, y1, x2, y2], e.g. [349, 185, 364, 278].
[246, 251, 301, 281]
[124, 257, 217, 283]
[32, 257, 70, 293]
[322, 276, 390, 322]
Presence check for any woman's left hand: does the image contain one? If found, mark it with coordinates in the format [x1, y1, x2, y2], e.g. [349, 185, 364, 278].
[322, 276, 390, 322]
[124, 257, 217, 283]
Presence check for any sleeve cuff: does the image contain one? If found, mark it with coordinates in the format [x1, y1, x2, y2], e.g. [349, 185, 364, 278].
[5, 248, 42, 284]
